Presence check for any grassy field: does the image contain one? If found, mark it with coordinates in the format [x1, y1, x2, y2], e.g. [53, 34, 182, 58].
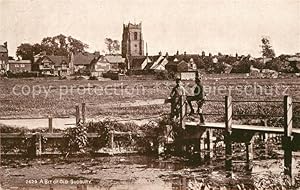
[0, 76, 299, 125]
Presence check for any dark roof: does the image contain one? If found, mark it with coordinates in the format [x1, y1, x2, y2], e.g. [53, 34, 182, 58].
[0, 45, 8, 53]
[149, 55, 161, 62]
[8, 60, 31, 64]
[35, 55, 68, 66]
[47, 56, 68, 66]
[144, 62, 154, 70]
[73, 52, 97, 65]
[175, 54, 201, 63]
[167, 56, 175, 62]
[131, 56, 147, 69]
[150, 57, 166, 70]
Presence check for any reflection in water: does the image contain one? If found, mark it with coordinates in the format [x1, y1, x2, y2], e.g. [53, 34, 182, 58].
[1, 155, 299, 189]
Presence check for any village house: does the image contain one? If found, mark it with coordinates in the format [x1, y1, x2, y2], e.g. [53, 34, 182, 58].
[33, 55, 69, 76]
[7, 60, 32, 73]
[148, 53, 169, 71]
[0, 42, 8, 73]
[165, 53, 198, 73]
[90, 54, 126, 77]
[90, 55, 111, 77]
[69, 52, 99, 75]
[129, 56, 152, 70]
[104, 54, 125, 72]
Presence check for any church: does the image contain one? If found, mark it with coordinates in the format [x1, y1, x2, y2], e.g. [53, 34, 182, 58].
[121, 22, 198, 76]
[121, 22, 145, 58]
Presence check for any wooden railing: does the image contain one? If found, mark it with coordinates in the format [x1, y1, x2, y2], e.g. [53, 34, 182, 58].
[168, 95, 298, 180]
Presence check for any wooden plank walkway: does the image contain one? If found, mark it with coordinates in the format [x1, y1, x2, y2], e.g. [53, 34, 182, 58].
[185, 122, 300, 134]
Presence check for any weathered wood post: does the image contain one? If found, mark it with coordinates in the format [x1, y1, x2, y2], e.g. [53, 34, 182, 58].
[283, 95, 293, 180]
[205, 129, 212, 162]
[110, 130, 115, 149]
[35, 133, 42, 157]
[48, 116, 53, 133]
[75, 105, 80, 124]
[193, 137, 202, 163]
[179, 96, 186, 129]
[245, 141, 254, 163]
[82, 102, 86, 124]
[245, 139, 254, 171]
[225, 96, 233, 173]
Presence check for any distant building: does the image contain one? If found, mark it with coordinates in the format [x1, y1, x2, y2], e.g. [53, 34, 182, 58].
[34, 55, 69, 76]
[121, 22, 145, 59]
[165, 53, 198, 73]
[90, 56, 111, 77]
[148, 53, 168, 71]
[130, 56, 152, 70]
[104, 54, 125, 72]
[8, 60, 32, 73]
[90, 54, 125, 77]
[70, 52, 99, 74]
[0, 42, 8, 72]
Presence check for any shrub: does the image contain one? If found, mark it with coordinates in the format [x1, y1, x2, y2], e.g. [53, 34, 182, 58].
[89, 75, 98, 80]
[63, 121, 88, 156]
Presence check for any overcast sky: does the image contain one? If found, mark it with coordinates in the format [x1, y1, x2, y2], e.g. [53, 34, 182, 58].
[0, 0, 299, 57]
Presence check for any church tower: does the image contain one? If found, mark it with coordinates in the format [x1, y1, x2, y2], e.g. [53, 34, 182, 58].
[121, 22, 144, 58]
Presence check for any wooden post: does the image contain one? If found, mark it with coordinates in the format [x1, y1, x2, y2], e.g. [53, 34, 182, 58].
[179, 96, 186, 129]
[82, 102, 86, 124]
[35, 133, 42, 157]
[283, 96, 293, 179]
[245, 141, 254, 163]
[245, 140, 254, 171]
[193, 137, 201, 163]
[170, 97, 175, 118]
[110, 131, 114, 149]
[205, 129, 211, 162]
[75, 105, 80, 124]
[225, 96, 233, 173]
[48, 116, 53, 133]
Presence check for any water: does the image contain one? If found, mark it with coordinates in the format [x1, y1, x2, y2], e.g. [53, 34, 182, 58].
[1, 155, 299, 189]
[0, 117, 76, 130]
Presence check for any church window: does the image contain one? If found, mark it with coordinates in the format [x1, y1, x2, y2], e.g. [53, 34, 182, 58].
[134, 32, 138, 40]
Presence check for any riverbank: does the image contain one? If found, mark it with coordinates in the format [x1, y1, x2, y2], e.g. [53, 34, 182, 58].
[1, 155, 300, 189]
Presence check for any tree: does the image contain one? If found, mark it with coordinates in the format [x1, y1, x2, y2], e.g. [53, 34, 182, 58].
[261, 37, 275, 58]
[104, 38, 120, 54]
[16, 43, 35, 61]
[41, 34, 89, 56]
[16, 34, 89, 60]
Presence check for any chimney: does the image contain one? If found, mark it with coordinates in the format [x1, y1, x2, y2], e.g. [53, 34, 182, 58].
[3, 42, 7, 49]
[184, 51, 186, 56]
[158, 51, 162, 56]
[176, 50, 179, 56]
[165, 52, 169, 57]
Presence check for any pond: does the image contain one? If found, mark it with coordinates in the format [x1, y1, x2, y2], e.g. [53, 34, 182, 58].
[1, 155, 300, 189]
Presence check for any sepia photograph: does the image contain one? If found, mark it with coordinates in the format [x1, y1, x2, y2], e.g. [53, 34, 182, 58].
[0, 0, 300, 189]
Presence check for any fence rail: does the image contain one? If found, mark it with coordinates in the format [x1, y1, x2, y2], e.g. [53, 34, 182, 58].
[168, 95, 299, 181]
[0, 130, 143, 156]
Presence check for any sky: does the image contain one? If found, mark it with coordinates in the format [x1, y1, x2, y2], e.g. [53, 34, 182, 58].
[0, 0, 299, 58]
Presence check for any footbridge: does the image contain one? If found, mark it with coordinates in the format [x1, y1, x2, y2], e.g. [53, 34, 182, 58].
[165, 95, 300, 180]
